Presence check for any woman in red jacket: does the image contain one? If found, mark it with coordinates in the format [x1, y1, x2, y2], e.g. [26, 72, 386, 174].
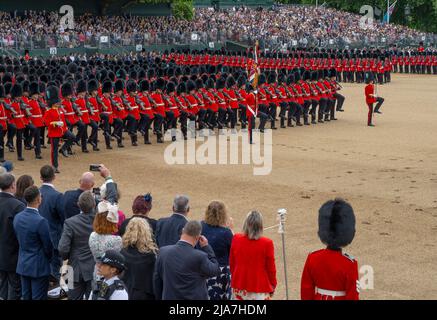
[229, 210, 277, 300]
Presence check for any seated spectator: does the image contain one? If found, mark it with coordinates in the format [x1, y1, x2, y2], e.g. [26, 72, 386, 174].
[118, 193, 156, 237]
[121, 217, 158, 300]
[90, 250, 128, 300]
[62, 172, 95, 219]
[153, 220, 220, 300]
[230, 210, 277, 300]
[13, 186, 53, 300]
[201, 200, 234, 300]
[58, 191, 96, 300]
[155, 195, 190, 248]
[15, 175, 34, 205]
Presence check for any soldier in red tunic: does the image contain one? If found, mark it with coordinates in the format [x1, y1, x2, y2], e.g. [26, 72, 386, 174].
[86, 79, 101, 151]
[8, 84, 27, 161]
[43, 85, 75, 173]
[74, 80, 91, 153]
[365, 72, 384, 127]
[0, 85, 7, 162]
[26, 82, 45, 159]
[138, 79, 155, 144]
[301, 198, 359, 300]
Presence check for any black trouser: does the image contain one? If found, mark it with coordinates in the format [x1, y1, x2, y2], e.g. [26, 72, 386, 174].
[374, 97, 385, 113]
[0, 271, 21, 300]
[318, 98, 328, 121]
[217, 107, 227, 129]
[302, 100, 311, 124]
[288, 102, 302, 126]
[23, 125, 31, 148]
[26, 124, 41, 156]
[253, 111, 268, 130]
[88, 120, 98, 148]
[180, 111, 196, 138]
[334, 93, 345, 111]
[51, 130, 75, 169]
[310, 100, 318, 123]
[126, 115, 138, 136]
[336, 72, 342, 83]
[80, 124, 88, 151]
[434, 65, 437, 75]
[238, 104, 247, 128]
[229, 108, 238, 129]
[153, 114, 164, 141]
[67, 276, 92, 301]
[15, 128, 23, 159]
[356, 71, 364, 83]
[72, 121, 86, 146]
[0, 125, 5, 161]
[100, 113, 112, 147]
[205, 109, 216, 129]
[278, 102, 288, 124]
[377, 73, 384, 85]
[139, 114, 153, 143]
[40, 126, 46, 146]
[112, 118, 124, 144]
[6, 123, 16, 148]
[393, 64, 398, 73]
[164, 111, 175, 132]
[325, 99, 336, 121]
[197, 109, 207, 130]
[268, 103, 277, 128]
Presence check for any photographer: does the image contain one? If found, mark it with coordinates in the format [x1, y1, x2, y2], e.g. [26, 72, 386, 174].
[91, 164, 118, 205]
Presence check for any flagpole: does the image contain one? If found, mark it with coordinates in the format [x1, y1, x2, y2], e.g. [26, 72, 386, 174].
[387, 0, 390, 24]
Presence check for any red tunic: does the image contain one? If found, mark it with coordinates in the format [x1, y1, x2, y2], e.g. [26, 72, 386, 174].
[87, 97, 101, 122]
[138, 93, 155, 119]
[164, 94, 179, 118]
[365, 84, 376, 104]
[43, 107, 67, 138]
[27, 99, 45, 127]
[301, 249, 359, 300]
[185, 94, 199, 115]
[0, 103, 8, 129]
[7, 102, 27, 129]
[61, 99, 79, 125]
[150, 92, 166, 117]
[100, 96, 114, 124]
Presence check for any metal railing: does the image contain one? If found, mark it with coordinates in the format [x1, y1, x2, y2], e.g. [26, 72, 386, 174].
[1, 32, 436, 52]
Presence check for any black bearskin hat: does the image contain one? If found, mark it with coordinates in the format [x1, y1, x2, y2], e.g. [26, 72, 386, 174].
[294, 71, 301, 82]
[310, 71, 318, 82]
[139, 79, 149, 92]
[114, 79, 125, 92]
[76, 79, 87, 94]
[61, 82, 73, 97]
[21, 80, 30, 93]
[329, 69, 337, 78]
[237, 76, 246, 87]
[365, 72, 374, 84]
[126, 79, 137, 93]
[225, 76, 236, 88]
[166, 81, 176, 93]
[11, 83, 23, 99]
[39, 82, 46, 94]
[215, 77, 225, 90]
[187, 80, 196, 92]
[267, 72, 276, 84]
[258, 73, 266, 85]
[46, 85, 60, 107]
[286, 74, 295, 85]
[68, 62, 78, 74]
[88, 79, 99, 93]
[318, 198, 356, 249]
[29, 81, 40, 96]
[195, 78, 204, 90]
[102, 80, 113, 94]
[206, 78, 215, 89]
[4, 82, 12, 96]
[155, 77, 166, 90]
[177, 82, 186, 95]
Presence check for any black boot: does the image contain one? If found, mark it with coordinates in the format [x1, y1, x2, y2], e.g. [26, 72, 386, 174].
[280, 117, 286, 128]
[287, 118, 294, 127]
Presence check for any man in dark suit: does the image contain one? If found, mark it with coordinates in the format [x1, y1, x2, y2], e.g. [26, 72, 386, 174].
[62, 172, 95, 219]
[13, 186, 53, 300]
[153, 220, 220, 300]
[0, 173, 26, 300]
[58, 191, 96, 300]
[38, 165, 64, 282]
[155, 195, 190, 248]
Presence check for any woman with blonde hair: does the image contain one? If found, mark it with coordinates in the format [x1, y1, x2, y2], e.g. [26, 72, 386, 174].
[229, 210, 277, 300]
[201, 200, 234, 300]
[121, 217, 158, 300]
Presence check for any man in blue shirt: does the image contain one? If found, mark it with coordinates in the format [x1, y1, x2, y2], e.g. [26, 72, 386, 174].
[14, 185, 53, 300]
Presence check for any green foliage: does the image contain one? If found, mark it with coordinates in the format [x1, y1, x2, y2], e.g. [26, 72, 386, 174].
[172, 0, 194, 20]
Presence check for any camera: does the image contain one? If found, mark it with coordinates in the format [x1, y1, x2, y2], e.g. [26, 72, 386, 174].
[92, 187, 101, 203]
[90, 164, 101, 172]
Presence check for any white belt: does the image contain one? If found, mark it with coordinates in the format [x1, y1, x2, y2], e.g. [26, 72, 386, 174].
[65, 112, 75, 115]
[316, 288, 346, 297]
[144, 107, 152, 110]
[102, 111, 113, 114]
[31, 115, 42, 118]
[156, 103, 165, 106]
[15, 115, 24, 118]
[81, 110, 89, 113]
[169, 107, 178, 110]
[0, 116, 7, 120]
[130, 106, 139, 110]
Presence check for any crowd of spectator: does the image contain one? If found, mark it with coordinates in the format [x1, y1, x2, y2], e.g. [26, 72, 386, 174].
[0, 5, 434, 50]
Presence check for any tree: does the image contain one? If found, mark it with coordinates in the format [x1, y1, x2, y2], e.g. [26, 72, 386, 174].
[172, 0, 194, 20]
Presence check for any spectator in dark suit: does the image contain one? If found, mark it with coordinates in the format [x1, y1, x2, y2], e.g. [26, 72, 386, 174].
[155, 195, 189, 248]
[13, 186, 53, 300]
[58, 191, 96, 300]
[153, 220, 220, 300]
[62, 172, 95, 219]
[0, 173, 25, 300]
[118, 193, 156, 237]
[121, 217, 158, 300]
[14, 175, 34, 205]
[38, 165, 64, 282]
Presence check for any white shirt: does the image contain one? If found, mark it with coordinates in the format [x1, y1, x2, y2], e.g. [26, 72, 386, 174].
[26, 207, 39, 214]
[42, 183, 55, 189]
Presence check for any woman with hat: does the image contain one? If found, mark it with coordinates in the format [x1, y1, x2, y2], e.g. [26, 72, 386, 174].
[301, 198, 359, 300]
[90, 249, 128, 300]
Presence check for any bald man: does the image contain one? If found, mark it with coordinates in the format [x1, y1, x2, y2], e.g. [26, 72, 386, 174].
[62, 172, 95, 219]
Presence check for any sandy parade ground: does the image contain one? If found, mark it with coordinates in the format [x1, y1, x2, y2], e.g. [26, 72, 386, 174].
[9, 74, 437, 300]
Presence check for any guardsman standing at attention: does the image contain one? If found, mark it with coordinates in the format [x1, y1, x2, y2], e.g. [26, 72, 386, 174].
[43, 85, 75, 173]
[301, 198, 360, 300]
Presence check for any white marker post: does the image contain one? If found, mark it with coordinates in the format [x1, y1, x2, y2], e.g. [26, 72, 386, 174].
[277, 208, 289, 300]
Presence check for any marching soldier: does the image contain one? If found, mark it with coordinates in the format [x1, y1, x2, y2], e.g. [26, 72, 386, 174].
[26, 82, 44, 159]
[0, 85, 7, 162]
[74, 80, 91, 153]
[365, 72, 385, 127]
[138, 79, 155, 144]
[61, 82, 84, 154]
[112, 79, 128, 148]
[100, 80, 115, 149]
[301, 198, 359, 300]
[150, 78, 166, 143]
[43, 85, 75, 173]
[124, 80, 141, 147]
[8, 84, 27, 161]
[86, 79, 101, 151]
